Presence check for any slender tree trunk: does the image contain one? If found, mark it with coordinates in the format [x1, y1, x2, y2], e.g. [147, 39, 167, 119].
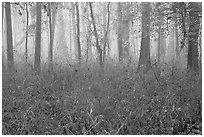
[102, 3, 110, 63]
[76, 2, 81, 64]
[25, 2, 29, 63]
[174, 16, 179, 58]
[2, 3, 5, 71]
[106, 3, 111, 56]
[181, 2, 187, 49]
[71, 3, 77, 60]
[86, 24, 92, 62]
[89, 2, 103, 69]
[69, 9, 72, 57]
[117, 2, 123, 62]
[187, 2, 200, 71]
[48, 2, 53, 72]
[102, 4, 107, 63]
[2, 3, 4, 29]
[34, 2, 42, 73]
[138, 2, 151, 71]
[48, 2, 57, 73]
[5, 2, 15, 72]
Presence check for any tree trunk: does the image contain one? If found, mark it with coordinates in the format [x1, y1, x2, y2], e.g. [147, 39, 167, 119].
[117, 2, 123, 62]
[76, 2, 81, 64]
[102, 3, 110, 63]
[138, 2, 151, 71]
[174, 16, 179, 58]
[89, 2, 103, 69]
[48, 2, 57, 73]
[71, 3, 77, 60]
[5, 2, 15, 72]
[34, 2, 42, 73]
[25, 2, 29, 63]
[48, 2, 52, 72]
[106, 3, 111, 56]
[102, 4, 107, 63]
[187, 2, 200, 71]
[181, 2, 187, 49]
[69, 9, 72, 57]
[2, 2, 6, 72]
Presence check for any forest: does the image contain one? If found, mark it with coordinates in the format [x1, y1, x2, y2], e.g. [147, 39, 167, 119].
[2, 2, 202, 135]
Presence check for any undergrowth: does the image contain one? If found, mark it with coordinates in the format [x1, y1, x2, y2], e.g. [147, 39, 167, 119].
[2, 63, 202, 135]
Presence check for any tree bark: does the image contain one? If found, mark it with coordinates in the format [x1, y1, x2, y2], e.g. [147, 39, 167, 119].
[5, 2, 15, 72]
[102, 2, 110, 63]
[2, 2, 5, 71]
[76, 2, 81, 64]
[117, 2, 123, 62]
[71, 3, 77, 60]
[48, 2, 57, 73]
[174, 15, 179, 58]
[34, 2, 42, 73]
[187, 2, 200, 71]
[25, 2, 29, 63]
[138, 2, 151, 71]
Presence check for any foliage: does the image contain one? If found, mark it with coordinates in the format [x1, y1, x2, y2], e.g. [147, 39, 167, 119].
[2, 63, 202, 135]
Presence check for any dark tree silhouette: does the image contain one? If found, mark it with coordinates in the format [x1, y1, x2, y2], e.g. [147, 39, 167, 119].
[5, 2, 15, 72]
[25, 2, 29, 62]
[187, 2, 200, 71]
[117, 2, 123, 62]
[34, 2, 42, 73]
[138, 2, 151, 71]
[76, 2, 81, 64]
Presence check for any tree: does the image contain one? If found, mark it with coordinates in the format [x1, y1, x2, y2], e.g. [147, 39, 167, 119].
[25, 2, 29, 62]
[2, 2, 6, 71]
[174, 15, 179, 58]
[34, 2, 42, 73]
[89, 2, 103, 69]
[48, 2, 57, 73]
[76, 2, 81, 64]
[138, 2, 151, 71]
[102, 2, 110, 63]
[117, 2, 123, 62]
[5, 2, 15, 72]
[187, 2, 200, 71]
[71, 3, 77, 60]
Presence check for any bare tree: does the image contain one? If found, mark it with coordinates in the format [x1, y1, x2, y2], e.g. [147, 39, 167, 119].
[71, 3, 77, 60]
[76, 2, 81, 64]
[48, 2, 57, 73]
[25, 2, 29, 62]
[102, 2, 110, 63]
[117, 2, 123, 62]
[34, 2, 42, 73]
[5, 2, 15, 72]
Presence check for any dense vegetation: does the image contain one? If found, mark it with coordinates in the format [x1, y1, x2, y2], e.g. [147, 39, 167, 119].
[2, 62, 202, 135]
[2, 2, 202, 135]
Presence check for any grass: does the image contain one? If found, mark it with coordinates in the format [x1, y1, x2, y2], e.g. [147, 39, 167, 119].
[2, 62, 202, 135]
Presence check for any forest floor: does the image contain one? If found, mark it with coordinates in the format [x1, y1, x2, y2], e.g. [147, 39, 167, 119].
[2, 63, 202, 135]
